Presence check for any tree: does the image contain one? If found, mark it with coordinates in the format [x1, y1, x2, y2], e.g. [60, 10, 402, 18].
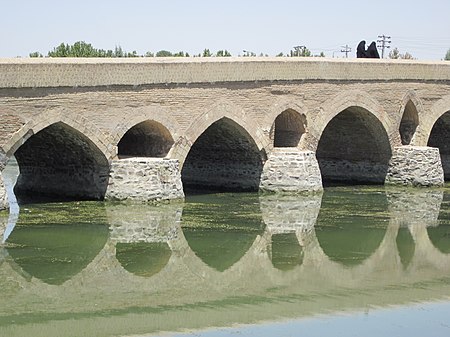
[290, 46, 311, 57]
[445, 49, 450, 61]
[202, 49, 212, 57]
[216, 50, 231, 57]
[156, 50, 173, 57]
[29, 51, 43, 58]
[389, 47, 414, 60]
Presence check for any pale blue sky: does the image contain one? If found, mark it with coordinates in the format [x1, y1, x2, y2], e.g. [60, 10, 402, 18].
[1, 0, 449, 59]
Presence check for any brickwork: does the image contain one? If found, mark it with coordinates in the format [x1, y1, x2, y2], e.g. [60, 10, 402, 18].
[0, 58, 449, 207]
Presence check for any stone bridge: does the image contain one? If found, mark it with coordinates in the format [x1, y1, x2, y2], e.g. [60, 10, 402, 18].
[0, 58, 449, 209]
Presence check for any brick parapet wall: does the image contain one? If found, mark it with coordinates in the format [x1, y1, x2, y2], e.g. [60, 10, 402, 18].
[1, 58, 449, 88]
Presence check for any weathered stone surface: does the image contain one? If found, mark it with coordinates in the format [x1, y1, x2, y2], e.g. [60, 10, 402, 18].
[0, 172, 7, 211]
[259, 149, 323, 193]
[105, 158, 184, 202]
[385, 146, 444, 187]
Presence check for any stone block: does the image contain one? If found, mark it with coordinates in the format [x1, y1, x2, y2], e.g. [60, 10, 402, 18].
[0, 172, 8, 211]
[385, 146, 444, 187]
[105, 157, 184, 202]
[259, 149, 323, 193]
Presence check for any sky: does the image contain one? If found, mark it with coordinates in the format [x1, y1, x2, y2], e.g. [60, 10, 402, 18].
[1, 0, 449, 60]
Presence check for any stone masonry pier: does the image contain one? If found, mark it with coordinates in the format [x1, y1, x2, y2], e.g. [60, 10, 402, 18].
[0, 58, 449, 209]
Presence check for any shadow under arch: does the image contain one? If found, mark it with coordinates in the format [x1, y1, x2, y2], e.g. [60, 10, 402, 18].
[427, 110, 450, 180]
[316, 106, 392, 185]
[117, 120, 174, 158]
[5, 202, 109, 285]
[271, 109, 307, 148]
[181, 117, 265, 192]
[315, 187, 389, 266]
[12, 122, 110, 203]
[181, 193, 265, 272]
[398, 91, 423, 146]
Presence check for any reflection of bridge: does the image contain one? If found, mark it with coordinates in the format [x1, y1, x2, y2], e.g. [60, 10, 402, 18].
[1, 59, 450, 210]
[1, 188, 450, 337]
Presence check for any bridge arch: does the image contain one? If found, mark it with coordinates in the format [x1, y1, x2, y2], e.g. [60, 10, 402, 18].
[398, 91, 423, 145]
[313, 91, 393, 184]
[3, 110, 111, 203]
[111, 105, 181, 159]
[416, 95, 450, 180]
[179, 100, 267, 192]
[263, 100, 309, 150]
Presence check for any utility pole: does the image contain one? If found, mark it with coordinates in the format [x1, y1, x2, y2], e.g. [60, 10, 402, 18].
[377, 35, 391, 58]
[340, 45, 351, 58]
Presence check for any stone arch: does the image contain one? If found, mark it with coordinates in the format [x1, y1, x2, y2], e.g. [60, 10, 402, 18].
[2, 109, 113, 161]
[117, 121, 174, 158]
[314, 91, 393, 184]
[111, 105, 181, 158]
[271, 109, 307, 148]
[262, 100, 309, 150]
[173, 99, 268, 166]
[180, 101, 266, 192]
[398, 91, 422, 145]
[427, 112, 450, 180]
[4, 111, 111, 203]
[308, 90, 395, 152]
[415, 95, 450, 146]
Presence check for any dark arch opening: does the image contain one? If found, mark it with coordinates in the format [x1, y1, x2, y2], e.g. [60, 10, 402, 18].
[181, 117, 264, 193]
[118, 120, 174, 158]
[427, 111, 450, 180]
[399, 100, 419, 145]
[316, 107, 392, 185]
[271, 109, 306, 147]
[13, 122, 109, 204]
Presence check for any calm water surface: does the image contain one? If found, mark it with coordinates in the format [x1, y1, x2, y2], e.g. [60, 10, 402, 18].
[0, 182, 450, 337]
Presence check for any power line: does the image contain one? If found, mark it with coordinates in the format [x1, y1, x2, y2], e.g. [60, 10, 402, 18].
[377, 35, 391, 58]
[340, 44, 351, 58]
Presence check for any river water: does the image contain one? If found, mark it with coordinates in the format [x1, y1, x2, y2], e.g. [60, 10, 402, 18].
[1, 161, 450, 337]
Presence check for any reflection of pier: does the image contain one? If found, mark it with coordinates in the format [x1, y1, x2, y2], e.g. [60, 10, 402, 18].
[1, 188, 450, 337]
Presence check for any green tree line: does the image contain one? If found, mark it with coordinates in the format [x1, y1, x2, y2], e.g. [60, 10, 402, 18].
[29, 41, 326, 58]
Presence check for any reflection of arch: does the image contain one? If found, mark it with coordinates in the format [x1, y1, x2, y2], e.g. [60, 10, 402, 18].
[399, 91, 422, 145]
[271, 109, 306, 148]
[316, 106, 392, 184]
[6, 203, 109, 285]
[115, 242, 172, 277]
[13, 122, 110, 202]
[315, 189, 389, 266]
[117, 120, 174, 158]
[181, 115, 266, 192]
[181, 193, 265, 271]
[269, 233, 304, 271]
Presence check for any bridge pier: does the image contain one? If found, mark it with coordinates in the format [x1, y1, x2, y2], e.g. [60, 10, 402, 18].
[385, 146, 444, 187]
[105, 157, 184, 202]
[259, 149, 323, 193]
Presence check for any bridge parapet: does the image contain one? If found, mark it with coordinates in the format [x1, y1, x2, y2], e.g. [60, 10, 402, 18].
[1, 58, 449, 89]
